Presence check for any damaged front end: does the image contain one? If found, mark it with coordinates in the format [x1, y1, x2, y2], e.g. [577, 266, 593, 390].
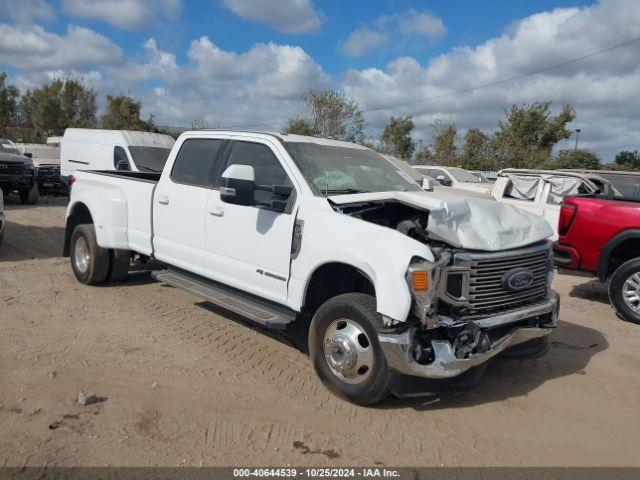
[330, 192, 558, 380]
[380, 241, 559, 379]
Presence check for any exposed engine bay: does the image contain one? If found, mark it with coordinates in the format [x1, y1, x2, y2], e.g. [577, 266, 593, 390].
[334, 201, 431, 243]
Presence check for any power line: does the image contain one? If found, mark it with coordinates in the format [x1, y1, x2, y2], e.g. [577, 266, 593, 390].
[363, 36, 640, 113]
[214, 35, 640, 130]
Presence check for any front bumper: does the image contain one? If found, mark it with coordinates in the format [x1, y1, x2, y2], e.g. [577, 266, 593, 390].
[0, 174, 36, 190]
[378, 291, 559, 379]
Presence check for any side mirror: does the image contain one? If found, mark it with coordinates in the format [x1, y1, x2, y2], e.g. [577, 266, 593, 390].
[24, 152, 33, 158]
[221, 164, 293, 212]
[116, 160, 130, 171]
[221, 164, 256, 206]
[436, 175, 452, 187]
[421, 177, 434, 191]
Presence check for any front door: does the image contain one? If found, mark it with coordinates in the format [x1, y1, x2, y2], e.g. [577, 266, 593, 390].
[204, 139, 297, 304]
[153, 138, 225, 276]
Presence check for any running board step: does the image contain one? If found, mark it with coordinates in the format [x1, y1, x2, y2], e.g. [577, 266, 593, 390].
[152, 268, 296, 330]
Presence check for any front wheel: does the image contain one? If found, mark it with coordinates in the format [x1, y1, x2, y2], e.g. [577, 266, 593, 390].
[309, 293, 394, 405]
[609, 258, 640, 325]
[70, 224, 110, 285]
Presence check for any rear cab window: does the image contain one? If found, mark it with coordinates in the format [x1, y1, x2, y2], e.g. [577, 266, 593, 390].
[170, 138, 224, 188]
[503, 176, 541, 202]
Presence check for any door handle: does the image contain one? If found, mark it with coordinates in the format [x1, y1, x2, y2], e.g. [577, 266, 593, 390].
[208, 205, 224, 217]
[157, 195, 170, 205]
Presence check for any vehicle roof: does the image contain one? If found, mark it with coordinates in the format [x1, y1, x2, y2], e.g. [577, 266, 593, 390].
[499, 168, 602, 180]
[184, 129, 371, 150]
[63, 128, 175, 147]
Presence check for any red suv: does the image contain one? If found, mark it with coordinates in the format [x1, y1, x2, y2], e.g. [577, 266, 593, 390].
[555, 194, 640, 324]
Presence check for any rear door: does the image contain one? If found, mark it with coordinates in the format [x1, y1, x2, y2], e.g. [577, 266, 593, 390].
[153, 137, 226, 276]
[204, 138, 297, 304]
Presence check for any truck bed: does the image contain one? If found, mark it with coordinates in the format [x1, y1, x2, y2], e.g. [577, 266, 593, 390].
[572, 193, 640, 204]
[72, 170, 160, 255]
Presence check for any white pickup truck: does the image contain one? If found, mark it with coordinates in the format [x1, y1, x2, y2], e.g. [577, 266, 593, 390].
[64, 130, 559, 404]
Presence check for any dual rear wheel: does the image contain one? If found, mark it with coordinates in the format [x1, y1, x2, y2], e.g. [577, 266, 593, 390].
[70, 224, 130, 285]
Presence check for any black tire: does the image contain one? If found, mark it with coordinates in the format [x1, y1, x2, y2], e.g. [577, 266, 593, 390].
[608, 258, 640, 325]
[107, 249, 131, 282]
[309, 293, 394, 405]
[19, 184, 38, 205]
[70, 224, 110, 285]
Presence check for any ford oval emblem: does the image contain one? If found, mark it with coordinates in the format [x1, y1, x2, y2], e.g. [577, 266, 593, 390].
[501, 268, 535, 291]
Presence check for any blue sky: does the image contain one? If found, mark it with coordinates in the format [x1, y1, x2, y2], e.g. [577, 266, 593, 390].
[1, 0, 639, 160]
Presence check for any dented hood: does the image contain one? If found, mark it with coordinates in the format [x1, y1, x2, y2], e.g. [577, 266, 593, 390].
[329, 190, 553, 251]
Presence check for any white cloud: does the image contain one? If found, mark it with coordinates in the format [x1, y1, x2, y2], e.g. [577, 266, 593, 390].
[108, 38, 178, 84]
[0, 0, 53, 24]
[0, 23, 123, 70]
[61, 0, 181, 30]
[340, 9, 446, 57]
[221, 0, 322, 34]
[340, 28, 388, 58]
[340, 0, 640, 160]
[378, 9, 446, 38]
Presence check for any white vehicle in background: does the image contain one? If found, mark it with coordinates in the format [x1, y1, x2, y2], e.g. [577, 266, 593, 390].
[64, 130, 559, 405]
[387, 157, 494, 200]
[414, 165, 493, 196]
[60, 128, 175, 192]
[491, 169, 621, 237]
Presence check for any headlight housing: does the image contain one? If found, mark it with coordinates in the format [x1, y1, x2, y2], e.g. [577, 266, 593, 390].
[406, 258, 439, 328]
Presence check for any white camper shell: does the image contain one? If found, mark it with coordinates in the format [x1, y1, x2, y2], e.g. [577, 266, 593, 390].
[60, 129, 175, 184]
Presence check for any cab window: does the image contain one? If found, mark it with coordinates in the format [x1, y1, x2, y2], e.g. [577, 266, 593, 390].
[503, 176, 540, 202]
[170, 138, 223, 187]
[223, 141, 292, 203]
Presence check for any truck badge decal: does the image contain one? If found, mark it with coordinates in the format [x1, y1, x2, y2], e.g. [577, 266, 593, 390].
[502, 268, 535, 291]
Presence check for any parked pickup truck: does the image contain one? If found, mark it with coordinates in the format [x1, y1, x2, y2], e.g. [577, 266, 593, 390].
[0, 139, 39, 204]
[64, 131, 559, 404]
[554, 194, 640, 324]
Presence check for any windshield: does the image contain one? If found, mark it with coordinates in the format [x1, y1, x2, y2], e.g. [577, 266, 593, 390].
[0, 139, 21, 155]
[447, 167, 483, 183]
[284, 142, 422, 195]
[589, 177, 622, 197]
[129, 146, 172, 173]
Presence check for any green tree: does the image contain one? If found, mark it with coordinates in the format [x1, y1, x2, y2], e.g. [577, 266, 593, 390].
[283, 89, 365, 142]
[414, 144, 435, 165]
[493, 102, 575, 168]
[0, 72, 20, 126]
[614, 150, 640, 170]
[283, 118, 315, 136]
[101, 94, 155, 131]
[555, 149, 601, 170]
[380, 116, 415, 159]
[432, 120, 457, 166]
[20, 78, 97, 132]
[460, 128, 495, 170]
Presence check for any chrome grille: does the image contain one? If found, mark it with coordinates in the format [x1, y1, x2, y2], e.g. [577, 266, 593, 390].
[450, 244, 550, 315]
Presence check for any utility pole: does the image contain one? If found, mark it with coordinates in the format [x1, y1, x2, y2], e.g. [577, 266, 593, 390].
[574, 128, 581, 152]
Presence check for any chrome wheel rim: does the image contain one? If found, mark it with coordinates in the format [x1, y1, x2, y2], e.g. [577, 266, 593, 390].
[74, 236, 90, 273]
[323, 318, 374, 385]
[622, 272, 640, 313]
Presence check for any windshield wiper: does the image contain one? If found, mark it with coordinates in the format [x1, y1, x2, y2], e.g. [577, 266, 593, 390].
[323, 188, 371, 195]
[136, 165, 161, 173]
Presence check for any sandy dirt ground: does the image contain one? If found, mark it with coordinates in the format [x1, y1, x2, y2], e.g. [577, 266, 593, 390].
[0, 195, 639, 467]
